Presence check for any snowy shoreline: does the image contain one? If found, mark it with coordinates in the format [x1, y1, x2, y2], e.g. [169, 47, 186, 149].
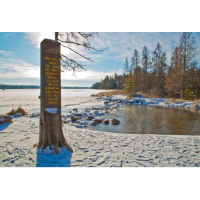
[58, 95, 200, 130]
[0, 89, 200, 167]
[1, 115, 200, 167]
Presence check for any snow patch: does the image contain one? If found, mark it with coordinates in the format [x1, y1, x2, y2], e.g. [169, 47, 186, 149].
[45, 108, 59, 114]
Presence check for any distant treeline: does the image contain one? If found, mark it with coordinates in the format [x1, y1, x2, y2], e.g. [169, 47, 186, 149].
[92, 32, 200, 100]
[0, 84, 91, 89]
[91, 73, 125, 89]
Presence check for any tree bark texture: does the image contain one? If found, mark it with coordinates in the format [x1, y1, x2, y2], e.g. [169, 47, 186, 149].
[38, 39, 73, 153]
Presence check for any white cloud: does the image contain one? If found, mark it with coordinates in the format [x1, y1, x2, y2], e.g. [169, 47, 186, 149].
[23, 32, 200, 65]
[2, 32, 199, 84]
[61, 68, 123, 81]
[0, 50, 13, 56]
[24, 32, 55, 48]
[0, 55, 123, 82]
[24, 32, 72, 56]
[88, 32, 197, 64]
[0, 57, 40, 79]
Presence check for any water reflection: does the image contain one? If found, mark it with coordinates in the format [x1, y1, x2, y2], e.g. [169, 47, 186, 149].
[87, 106, 200, 135]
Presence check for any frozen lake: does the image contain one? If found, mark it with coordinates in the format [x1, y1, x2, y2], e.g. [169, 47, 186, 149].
[0, 88, 106, 98]
[0, 89, 107, 114]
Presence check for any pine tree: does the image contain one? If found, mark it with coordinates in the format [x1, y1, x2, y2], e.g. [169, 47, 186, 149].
[123, 57, 130, 75]
[142, 46, 151, 93]
[131, 49, 141, 92]
[152, 42, 167, 97]
[123, 70, 135, 99]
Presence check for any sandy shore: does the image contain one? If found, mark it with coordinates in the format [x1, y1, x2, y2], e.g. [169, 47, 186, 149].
[0, 89, 200, 167]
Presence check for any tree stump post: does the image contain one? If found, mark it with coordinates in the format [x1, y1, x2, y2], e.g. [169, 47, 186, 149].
[38, 39, 73, 153]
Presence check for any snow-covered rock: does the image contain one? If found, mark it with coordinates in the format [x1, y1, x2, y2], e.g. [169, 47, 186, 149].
[105, 97, 112, 101]
[111, 118, 120, 125]
[96, 112, 105, 116]
[74, 124, 84, 128]
[0, 115, 13, 124]
[103, 119, 109, 125]
[79, 121, 89, 125]
[85, 108, 90, 112]
[104, 101, 109, 105]
[71, 115, 81, 121]
[126, 99, 133, 103]
[14, 112, 23, 117]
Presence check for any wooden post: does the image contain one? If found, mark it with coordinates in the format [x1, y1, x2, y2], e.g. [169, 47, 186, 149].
[38, 39, 73, 153]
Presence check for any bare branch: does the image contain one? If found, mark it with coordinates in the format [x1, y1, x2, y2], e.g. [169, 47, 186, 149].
[56, 32, 104, 73]
[60, 54, 87, 74]
[58, 39, 104, 52]
[60, 44, 94, 62]
[77, 32, 95, 41]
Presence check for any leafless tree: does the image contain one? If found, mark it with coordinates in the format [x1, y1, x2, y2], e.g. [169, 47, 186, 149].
[179, 32, 199, 99]
[55, 32, 104, 74]
[165, 33, 199, 99]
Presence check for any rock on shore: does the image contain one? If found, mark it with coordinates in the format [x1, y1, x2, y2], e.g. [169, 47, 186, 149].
[0, 115, 13, 124]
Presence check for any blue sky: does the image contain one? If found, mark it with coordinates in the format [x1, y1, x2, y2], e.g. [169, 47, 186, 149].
[0, 32, 200, 87]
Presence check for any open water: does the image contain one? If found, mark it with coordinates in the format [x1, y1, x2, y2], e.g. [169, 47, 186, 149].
[87, 105, 200, 135]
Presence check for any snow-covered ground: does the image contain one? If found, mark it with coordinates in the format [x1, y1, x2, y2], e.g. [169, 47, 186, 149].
[0, 89, 200, 167]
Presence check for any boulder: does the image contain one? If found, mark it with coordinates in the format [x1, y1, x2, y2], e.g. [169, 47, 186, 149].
[14, 112, 23, 117]
[88, 112, 96, 117]
[81, 113, 88, 118]
[126, 99, 133, 103]
[94, 118, 104, 123]
[79, 121, 89, 125]
[7, 106, 28, 116]
[74, 113, 82, 116]
[90, 121, 99, 126]
[135, 99, 140, 104]
[91, 107, 101, 110]
[15, 106, 28, 115]
[105, 97, 112, 101]
[62, 121, 69, 124]
[85, 108, 90, 112]
[30, 113, 40, 117]
[0, 115, 13, 124]
[75, 124, 85, 128]
[71, 115, 80, 121]
[111, 118, 120, 125]
[103, 119, 109, 125]
[86, 116, 94, 120]
[96, 112, 105, 116]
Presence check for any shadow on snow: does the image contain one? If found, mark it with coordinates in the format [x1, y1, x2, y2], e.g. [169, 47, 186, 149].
[36, 148, 73, 167]
[0, 123, 12, 132]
